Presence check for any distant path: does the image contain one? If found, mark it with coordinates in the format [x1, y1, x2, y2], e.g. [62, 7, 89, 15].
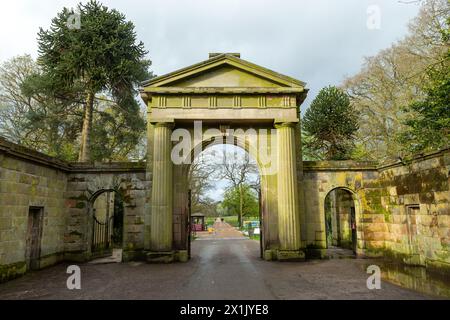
[195, 219, 247, 240]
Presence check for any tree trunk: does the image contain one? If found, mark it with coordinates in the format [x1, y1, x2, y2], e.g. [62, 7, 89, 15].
[78, 91, 94, 162]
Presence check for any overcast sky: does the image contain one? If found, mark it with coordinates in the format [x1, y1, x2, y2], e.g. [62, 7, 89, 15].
[0, 0, 422, 201]
[1, 0, 421, 111]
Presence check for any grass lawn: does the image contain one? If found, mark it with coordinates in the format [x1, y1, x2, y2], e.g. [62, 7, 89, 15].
[205, 216, 239, 227]
[224, 215, 239, 227]
[249, 234, 260, 241]
[205, 216, 216, 226]
[205, 216, 260, 228]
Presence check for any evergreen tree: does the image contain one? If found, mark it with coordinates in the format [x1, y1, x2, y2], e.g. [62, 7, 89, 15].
[36, 0, 151, 161]
[303, 86, 359, 160]
[0, 54, 147, 161]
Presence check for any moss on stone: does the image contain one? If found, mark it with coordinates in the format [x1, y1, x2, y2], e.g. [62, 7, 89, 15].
[75, 202, 86, 209]
[69, 194, 89, 201]
[0, 261, 27, 283]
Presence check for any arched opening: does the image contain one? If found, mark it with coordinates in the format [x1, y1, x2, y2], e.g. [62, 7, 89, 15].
[324, 188, 358, 254]
[187, 142, 263, 259]
[90, 189, 124, 257]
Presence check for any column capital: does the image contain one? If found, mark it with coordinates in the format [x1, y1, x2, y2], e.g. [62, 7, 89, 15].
[152, 120, 175, 128]
[274, 120, 298, 129]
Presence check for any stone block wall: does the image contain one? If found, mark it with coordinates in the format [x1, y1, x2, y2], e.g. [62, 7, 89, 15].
[0, 138, 147, 282]
[0, 139, 68, 281]
[302, 161, 379, 253]
[376, 149, 450, 271]
[64, 165, 148, 261]
[302, 149, 450, 272]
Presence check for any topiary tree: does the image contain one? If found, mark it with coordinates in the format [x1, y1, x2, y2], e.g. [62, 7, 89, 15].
[302, 86, 359, 160]
[36, 0, 151, 161]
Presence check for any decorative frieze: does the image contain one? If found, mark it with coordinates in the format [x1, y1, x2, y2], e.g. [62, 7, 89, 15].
[209, 96, 217, 108]
[182, 96, 191, 108]
[258, 96, 267, 108]
[152, 94, 299, 108]
[233, 96, 242, 108]
[158, 96, 167, 108]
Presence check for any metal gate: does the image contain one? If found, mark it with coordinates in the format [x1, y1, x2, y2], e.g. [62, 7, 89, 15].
[92, 214, 114, 252]
[91, 190, 115, 253]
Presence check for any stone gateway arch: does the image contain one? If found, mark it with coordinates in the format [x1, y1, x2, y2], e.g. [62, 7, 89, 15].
[1, 53, 449, 282]
[140, 53, 309, 262]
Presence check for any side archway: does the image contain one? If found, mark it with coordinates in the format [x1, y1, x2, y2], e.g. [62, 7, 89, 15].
[88, 189, 125, 257]
[323, 187, 362, 254]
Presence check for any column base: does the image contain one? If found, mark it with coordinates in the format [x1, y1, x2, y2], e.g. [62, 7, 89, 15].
[276, 249, 305, 262]
[177, 250, 189, 262]
[263, 249, 306, 261]
[263, 250, 274, 261]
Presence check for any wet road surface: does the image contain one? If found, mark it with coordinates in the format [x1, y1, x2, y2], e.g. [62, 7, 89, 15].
[0, 239, 440, 300]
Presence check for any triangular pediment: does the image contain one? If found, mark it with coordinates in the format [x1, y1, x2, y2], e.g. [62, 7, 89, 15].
[142, 53, 306, 90]
[169, 65, 284, 88]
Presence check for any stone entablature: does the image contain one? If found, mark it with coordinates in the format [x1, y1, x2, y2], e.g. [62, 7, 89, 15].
[148, 93, 297, 109]
[141, 53, 307, 126]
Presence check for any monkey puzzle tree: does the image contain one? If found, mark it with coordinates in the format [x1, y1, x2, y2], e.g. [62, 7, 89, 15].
[36, 0, 151, 161]
[303, 86, 359, 160]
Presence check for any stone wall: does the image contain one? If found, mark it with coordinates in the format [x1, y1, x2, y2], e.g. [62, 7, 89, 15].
[376, 149, 450, 271]
[65, 164, 148, 262]
[0, 139, 68, 281]
[0, 138, 147, 282]
[302, 148, 450, 272]
[302, 160, 379, 255]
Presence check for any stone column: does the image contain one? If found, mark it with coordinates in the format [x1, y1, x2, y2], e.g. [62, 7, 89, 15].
[150, 122, 174, 252]
[275, 122, 303, 260]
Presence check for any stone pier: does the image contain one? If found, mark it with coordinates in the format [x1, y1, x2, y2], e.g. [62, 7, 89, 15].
[275, 122, 304, 261]
[148, 122, 175, 262]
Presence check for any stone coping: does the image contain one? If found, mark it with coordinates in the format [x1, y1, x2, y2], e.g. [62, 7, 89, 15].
[303, 160, 377, 171]
[304, 147, 449, 171]
[377, 147, 450, 170]
[0, 137, 145, 173]
[69, 162, 146, 173]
